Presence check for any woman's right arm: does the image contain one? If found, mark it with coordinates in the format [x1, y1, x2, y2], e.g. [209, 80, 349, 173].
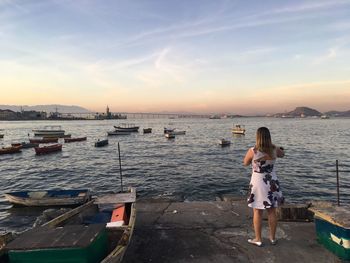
[243, 148, 253, 166]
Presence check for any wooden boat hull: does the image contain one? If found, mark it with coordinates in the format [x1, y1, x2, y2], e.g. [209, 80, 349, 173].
[0, 146, 22, 155]
[143, 128, 152, 134]
[35, 144, 62, 155]
[30, 138, 58, 144]
[114, 126, 139, 132]
[107, 131, 131, 136]
[4, 189, 91, 207]
[64, 137, 87, 143]
[5, 189, 136, 263]
[12, 142, 39, 148]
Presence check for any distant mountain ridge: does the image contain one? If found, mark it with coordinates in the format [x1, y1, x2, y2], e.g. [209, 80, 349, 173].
[0, 104, 91, 113]
[274, 106, 350, 117]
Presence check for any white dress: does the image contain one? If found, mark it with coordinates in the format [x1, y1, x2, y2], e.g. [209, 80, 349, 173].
[247, 147, 284, 209]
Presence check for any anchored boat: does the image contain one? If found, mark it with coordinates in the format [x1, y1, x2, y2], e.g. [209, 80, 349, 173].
[32, 125, 66, 137]
[64, 137, 87, 143]
[4, 189, 91, 207]
[29, 138, 58, 144]
[95, 139, 109, 147]
[35, 144, 62, 155]
[0, 146, 22, 155]
[232, 124, 246, 135]
[114, 124, 139, 132]
[5, 188, 136, 263]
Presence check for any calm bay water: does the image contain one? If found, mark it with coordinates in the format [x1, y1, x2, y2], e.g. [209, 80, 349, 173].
[1, 118, 349, 232]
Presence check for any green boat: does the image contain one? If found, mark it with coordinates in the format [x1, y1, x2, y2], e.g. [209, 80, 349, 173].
[5, 188, 136, 263]
[309, 202, 350, 260]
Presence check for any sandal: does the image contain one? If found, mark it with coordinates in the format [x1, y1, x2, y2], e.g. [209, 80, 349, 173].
[248, 239, 262, 247]
[270, 239, 277, 245]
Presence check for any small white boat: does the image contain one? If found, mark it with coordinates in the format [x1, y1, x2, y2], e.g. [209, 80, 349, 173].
[165, 133, 175, 139]
[219, 139, 231, 146]
[114, 124, 139, 132]
[232, 124, 245, 135]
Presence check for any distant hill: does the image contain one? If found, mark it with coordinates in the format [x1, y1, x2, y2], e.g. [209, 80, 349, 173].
[0, 104, 91, 113]
[274, 106, 322, 117]
[325, 110, 350, 117]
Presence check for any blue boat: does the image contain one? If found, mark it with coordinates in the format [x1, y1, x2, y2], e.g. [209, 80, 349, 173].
[4, 189, 91, 207]
[309, 203, 350, 260]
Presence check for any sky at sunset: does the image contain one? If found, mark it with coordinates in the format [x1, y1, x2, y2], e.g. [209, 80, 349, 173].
[1, 0, 350, 114]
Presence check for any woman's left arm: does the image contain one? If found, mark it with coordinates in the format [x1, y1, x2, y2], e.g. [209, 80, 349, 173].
[243, 148, 253, 166]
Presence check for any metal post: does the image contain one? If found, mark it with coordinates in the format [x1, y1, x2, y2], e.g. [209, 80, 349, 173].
[336, 160, 340, 206]
[118, 142, 123, 193]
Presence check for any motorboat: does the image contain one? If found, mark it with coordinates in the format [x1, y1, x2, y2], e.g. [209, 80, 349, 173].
[171, 129, 186, 135]
[35, 144, 62, 155]
[114, 124, 139, 132]
[64, 137, 87, 143]
[32, 126, 66, 137]
[4, 189, 91, 207]
[165, 133, 175, 139]
[232, 124, 246, 135]
[219, 139, 231, 146]
[0, 146, 22, 155]
[95, 139, 109, 147]
[164, 127, 174, 134]
[143, 128, 152, 134]
[107, 130, 131, 136]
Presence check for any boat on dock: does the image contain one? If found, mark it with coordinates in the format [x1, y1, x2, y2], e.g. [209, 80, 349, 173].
[64, 137, 87, 143]
[114, 124, 139, 132]
[143, 128, 152, 134]
[32, 125, 66, 137]
[11, 142, 39, 148]
[309, 202, 350, 260]
[29, 137, 59, 144]
[95, 139, 109, 147]
[232, 124, 246, 135]
[35, 144, 62, 155]
[218, 139, 231, 146]
[4, 189, 91, 207]
[0, 145, 22, 155]
[107, 130, 131, 136]
[5, 188, 136, 263]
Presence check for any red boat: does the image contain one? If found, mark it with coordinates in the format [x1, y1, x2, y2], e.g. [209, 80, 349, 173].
[64, 137, 87, 143]
[35, 144, 62, 155]
[0, 146, 22, 155]
[29, 138, 58, 144]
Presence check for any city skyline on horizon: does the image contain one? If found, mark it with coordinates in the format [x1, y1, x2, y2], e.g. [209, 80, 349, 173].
[1, 0, 350, 114]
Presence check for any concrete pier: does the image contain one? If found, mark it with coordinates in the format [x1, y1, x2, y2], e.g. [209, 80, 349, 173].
[123, 198, 341, 263]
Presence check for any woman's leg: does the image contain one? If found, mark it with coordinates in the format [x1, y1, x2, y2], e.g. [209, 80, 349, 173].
[253, 208, 263, 241]
[267, 207, 277, 240]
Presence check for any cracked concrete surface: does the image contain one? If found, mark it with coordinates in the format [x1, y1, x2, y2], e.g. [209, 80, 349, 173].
[123, 199, 342, 263]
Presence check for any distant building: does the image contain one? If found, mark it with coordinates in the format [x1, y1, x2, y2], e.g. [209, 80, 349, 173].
[0, 109, 18, 120]
[95, 106, 127, 120]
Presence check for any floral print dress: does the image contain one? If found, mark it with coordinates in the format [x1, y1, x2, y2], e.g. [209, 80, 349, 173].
[247, 147, 284, 209]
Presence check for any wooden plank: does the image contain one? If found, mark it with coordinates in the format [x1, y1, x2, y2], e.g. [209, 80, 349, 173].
[95, 192, 136, 204]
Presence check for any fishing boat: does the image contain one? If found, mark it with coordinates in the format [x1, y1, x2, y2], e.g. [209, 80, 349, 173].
[114, 124, 139, 132]
[29, 138, 58, 144]
[32, 125, 66, 137]
[232, 124, 246, 135]
[35, 144, 62, 155]
[64, 137, 87, 143]
[165, 133, 175, 139]
[0, 146, 22, 155]
[95, 139, 109, 147]
[219, 139, 231, 146]
[11, 142, 39, 148]
[143, 128, 152, 134]
[4, 189, 91, 207]
[309, 202, 350, 260]
[107, 130, 131, 136]
[5, 188, 136, 263]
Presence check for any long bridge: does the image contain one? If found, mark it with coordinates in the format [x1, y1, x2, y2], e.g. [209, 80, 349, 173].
[57, 112, 212, 119]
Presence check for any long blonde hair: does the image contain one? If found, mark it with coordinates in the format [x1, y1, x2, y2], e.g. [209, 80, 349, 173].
[255, 127, 275, 158]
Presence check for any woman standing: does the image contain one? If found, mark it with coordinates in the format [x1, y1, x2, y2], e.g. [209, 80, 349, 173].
[243, 127, 285, 246]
